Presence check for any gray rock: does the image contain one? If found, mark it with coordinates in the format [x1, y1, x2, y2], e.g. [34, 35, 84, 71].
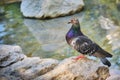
[23, 15, 84, 56]
[0, 45, 26, 68]
[0, 57, 59, 80]
[0, 45, 112, 80]
[34, 57, 110, 80]
[20, 0, 84, 19]
[0, 7, 5, 15]
[0, 45, 59, 80]
[24, 18, 69, 52]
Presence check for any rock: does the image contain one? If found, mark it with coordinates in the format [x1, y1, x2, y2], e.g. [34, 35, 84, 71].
[0, 57, 59, 80]
[35, 57, 110, 80]
[99, 16, 116, 30]
[99, 16, 120, 50]
[20, 0, 84, 19]
[0, 45, 59, 80]
[0, 45, 111, 80]
[0, 7, 5, 15]
[23, 18, 69, 52]
[98, 16, 120, 80]
[0, 45, 26, 68]
[23, 15, 84, 56]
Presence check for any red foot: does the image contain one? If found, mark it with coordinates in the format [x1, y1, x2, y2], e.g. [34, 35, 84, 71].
[73, 55, 85, 61]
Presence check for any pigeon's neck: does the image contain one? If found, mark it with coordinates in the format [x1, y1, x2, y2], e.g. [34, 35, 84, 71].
[66, 24, 83, 44]
[67, 26, 83, 37]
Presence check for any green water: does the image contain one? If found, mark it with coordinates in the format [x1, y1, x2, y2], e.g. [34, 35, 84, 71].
[0, 0, 120, 69]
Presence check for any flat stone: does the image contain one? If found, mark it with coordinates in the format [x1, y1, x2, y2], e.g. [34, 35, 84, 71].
[20, 0, 84, 19]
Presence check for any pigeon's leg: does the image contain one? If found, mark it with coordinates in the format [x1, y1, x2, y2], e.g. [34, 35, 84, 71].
[73, 55, 85, 61]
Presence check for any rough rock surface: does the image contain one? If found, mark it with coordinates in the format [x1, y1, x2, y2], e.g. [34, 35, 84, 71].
[0, 45, 59, 80]
[0, 45, 26, 67]
[34, 57, 110, 80]
[20, 0, 84, 19]
[0, 45, 118, 80]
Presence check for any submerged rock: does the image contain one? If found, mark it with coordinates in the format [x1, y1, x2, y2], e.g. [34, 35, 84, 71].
[99, 16, 120, 50]
[20, 0, 84, 19]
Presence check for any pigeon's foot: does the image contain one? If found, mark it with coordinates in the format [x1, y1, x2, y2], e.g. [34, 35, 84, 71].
[73, 55, 85, 61]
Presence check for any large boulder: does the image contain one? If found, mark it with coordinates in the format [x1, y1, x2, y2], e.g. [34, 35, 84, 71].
[34, 57, 110, 80]
[0, 45, 26, 68]
[1, 45, 119, 80]
[0, 45, 59, 80]
[20, 0, 84, 19]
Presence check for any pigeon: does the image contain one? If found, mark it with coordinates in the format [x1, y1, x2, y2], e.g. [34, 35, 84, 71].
[66, 18, 113, 67]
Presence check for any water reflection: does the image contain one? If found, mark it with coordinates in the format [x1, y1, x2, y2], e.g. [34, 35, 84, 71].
[23, 14, 84, 59]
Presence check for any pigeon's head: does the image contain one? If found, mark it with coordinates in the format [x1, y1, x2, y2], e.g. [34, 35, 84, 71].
[68, 18, 79, 25]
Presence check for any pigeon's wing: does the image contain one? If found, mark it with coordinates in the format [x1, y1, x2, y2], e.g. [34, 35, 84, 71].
[70, 36, 97, 55]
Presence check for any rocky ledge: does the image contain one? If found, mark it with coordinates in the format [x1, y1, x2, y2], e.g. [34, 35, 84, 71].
[0, 45, 119, 80]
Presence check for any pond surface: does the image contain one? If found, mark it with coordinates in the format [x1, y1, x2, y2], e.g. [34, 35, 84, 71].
[0, 0, 120, 69]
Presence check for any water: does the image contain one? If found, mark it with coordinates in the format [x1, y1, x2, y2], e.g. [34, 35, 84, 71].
[0, 0, 120, 69]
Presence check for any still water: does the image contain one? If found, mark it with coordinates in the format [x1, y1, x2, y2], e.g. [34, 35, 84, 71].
[0, 0, 120, 69]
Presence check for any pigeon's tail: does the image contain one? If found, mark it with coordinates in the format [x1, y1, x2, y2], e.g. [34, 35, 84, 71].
[101, 50, 112, 58]
[100, 58, 111, 67]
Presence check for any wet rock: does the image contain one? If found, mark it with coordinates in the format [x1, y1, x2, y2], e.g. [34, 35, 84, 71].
[0, 45, 26, 68]
[20, 0, 84, 19]
[35, 57, 110, 80]
[23, 18, 69, 52]
[0, 7, 5, 15]
[99, 16, 120, 50]
[23, 15, 84, 56]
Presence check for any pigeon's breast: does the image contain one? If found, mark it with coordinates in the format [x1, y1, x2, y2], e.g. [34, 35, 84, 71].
[70, 37, 79, 47]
